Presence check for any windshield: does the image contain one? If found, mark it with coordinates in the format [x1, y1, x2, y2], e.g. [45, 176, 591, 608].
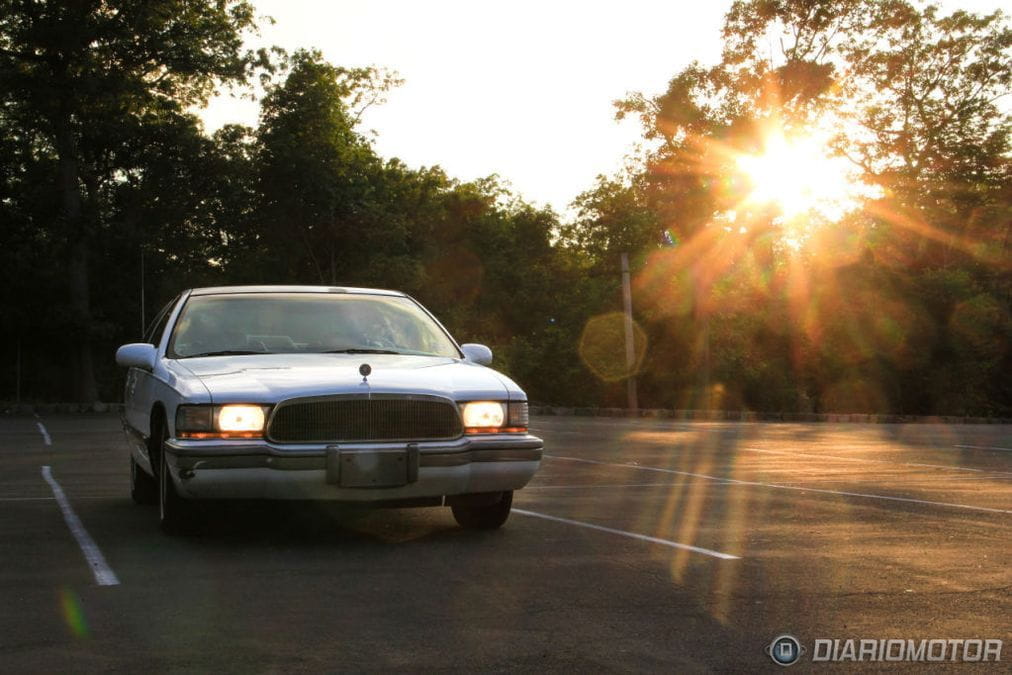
[167, 293, 461, 358]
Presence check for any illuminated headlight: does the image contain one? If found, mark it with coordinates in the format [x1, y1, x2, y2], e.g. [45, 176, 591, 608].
[175, 404, 271, 438]
[218, 405, 266, 432]
[461, 401, 505, 429]
[460, 401, 528, 433]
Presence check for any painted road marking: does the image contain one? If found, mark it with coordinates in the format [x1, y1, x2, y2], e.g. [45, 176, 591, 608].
[36, 422, 52, 446]
[954, 445, 1012, 453]
[512, 508, 740, 560]
[545, 455, 1012, 516]
[527, 474, 1011, 495]
[546, 455, 736, 482]
[41, 466, 120, 586]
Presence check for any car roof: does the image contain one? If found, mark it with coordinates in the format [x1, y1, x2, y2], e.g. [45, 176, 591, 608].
[188, 285, 406, 297]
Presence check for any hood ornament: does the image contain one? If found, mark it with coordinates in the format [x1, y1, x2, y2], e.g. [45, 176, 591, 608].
[359, 363, 371, 383]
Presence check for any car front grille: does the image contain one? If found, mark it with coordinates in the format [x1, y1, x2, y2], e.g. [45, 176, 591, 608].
[267, 396, 463, 443]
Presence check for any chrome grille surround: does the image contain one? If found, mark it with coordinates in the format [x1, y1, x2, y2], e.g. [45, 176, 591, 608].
[266, 394, 463, 443]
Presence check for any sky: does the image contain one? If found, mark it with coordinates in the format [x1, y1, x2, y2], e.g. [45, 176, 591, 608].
[199, 0, 1007, 217]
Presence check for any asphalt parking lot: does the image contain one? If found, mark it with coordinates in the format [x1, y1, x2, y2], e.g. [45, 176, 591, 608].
[0, 414, 1009, 672]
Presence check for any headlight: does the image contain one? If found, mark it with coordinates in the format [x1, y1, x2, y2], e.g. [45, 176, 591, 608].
[461, 401, 505, 429]
[460, 401, 528, 433]
[175, 404, 270, 439]
[218, 405, 266, 432]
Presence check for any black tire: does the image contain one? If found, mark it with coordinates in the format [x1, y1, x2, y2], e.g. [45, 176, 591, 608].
[130, 455, 158, 505]
[158, 423, 198, 534]
[451, 490, 513, 530]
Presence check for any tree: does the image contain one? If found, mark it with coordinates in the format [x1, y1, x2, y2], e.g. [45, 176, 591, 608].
[255, 49, 402, 284]
[561, 172, 661, 263]
[0, 0, 259, 400]
[589, 0, 1012, 414]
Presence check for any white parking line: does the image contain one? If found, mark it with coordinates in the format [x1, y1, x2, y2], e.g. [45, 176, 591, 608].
[525, 474, 1011, 494]
[41, 466, 120, 586]
[550, 457, 740, 483]
[954, 444, 1012, 453]
[512, 508, 741, 560]
[545, 455, 1012, 516]
[36, 422, 52, 446]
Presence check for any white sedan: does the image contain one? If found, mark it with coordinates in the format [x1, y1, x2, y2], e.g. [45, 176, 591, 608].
[116, 285, 542, 534]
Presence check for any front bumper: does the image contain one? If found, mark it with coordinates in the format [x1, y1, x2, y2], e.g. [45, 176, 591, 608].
[163, 434, 542, 501]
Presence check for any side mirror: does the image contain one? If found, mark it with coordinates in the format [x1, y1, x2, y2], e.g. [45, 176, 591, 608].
[461, 343, 493, 366]
[116, 343, 157, 371]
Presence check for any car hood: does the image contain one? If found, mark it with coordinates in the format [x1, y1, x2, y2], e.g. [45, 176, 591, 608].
[172, 353, 520, 404]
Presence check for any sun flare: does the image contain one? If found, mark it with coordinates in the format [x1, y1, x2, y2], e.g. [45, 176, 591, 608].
[735, 125, 879, 228]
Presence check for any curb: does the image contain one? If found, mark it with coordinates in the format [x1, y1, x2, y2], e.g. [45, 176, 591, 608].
[529, 406, 1012, 425]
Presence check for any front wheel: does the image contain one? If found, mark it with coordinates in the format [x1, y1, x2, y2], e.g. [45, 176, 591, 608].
[451, 491, 513, 530]
[158, 425, 198, 534]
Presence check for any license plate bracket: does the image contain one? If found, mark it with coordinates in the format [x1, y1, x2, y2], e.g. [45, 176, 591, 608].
[326, 445, 419, 488]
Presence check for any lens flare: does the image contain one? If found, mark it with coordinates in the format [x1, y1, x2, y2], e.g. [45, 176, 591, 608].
[734, 121, 883, 240]
[59, 586, 89, 639]
[578, 312, 647, 382]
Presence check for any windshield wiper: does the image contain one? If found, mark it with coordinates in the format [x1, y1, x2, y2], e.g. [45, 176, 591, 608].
[181, 350, 267, 358]
[322, 348, 402, 355]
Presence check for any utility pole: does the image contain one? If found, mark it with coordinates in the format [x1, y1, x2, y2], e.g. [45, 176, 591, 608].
[621, 252, 638, 414]
[702, 313, 711, 410]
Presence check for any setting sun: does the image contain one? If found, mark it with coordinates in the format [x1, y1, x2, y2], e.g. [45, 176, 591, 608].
[735, 125, 879, 226]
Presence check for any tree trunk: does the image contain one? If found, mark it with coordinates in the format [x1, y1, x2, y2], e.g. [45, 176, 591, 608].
[56, 122, 99, 402]
[330, 245, 337, 285]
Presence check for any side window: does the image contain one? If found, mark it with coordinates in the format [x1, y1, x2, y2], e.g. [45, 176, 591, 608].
[144, 298, 176, 346]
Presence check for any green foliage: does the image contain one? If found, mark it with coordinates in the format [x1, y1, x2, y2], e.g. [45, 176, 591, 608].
[0, 1, 1008, 416]
[255, 49, 383, 283]
[0, 0, 261, 400]
[600, 0, 1011, 415]
[562, 174, 661, 261]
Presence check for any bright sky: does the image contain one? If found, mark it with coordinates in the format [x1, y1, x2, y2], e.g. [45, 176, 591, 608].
[199, 0, 1006, 217]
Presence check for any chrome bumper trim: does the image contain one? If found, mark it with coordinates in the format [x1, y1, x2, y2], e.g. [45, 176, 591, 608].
[164, 435, 543, 472]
